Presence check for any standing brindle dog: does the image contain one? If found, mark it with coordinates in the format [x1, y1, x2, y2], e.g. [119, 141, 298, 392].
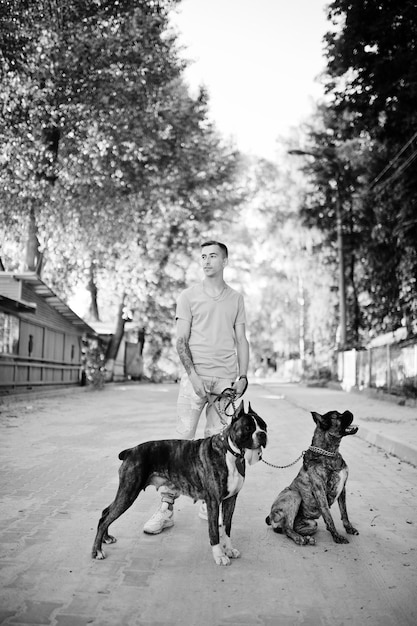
[92, 402, 267, 565]
[266, 410, 359, 545]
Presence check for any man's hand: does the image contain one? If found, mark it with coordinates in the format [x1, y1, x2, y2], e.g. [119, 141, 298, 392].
[189, 370, 207, 398]
[234, 376, 248, 398]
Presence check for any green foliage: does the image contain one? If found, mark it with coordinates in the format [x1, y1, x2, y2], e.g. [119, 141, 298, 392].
[325, 0, 417, 139]
[0, 0, 242, 376]
[0, 0, 181, 241]
[81, 338, 106, 389]
[296, 0, 417, 343]
[217, 154, 337, 376]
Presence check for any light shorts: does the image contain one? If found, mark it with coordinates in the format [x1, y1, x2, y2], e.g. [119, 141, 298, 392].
[159, 373, 236, 504]
[176, 372, 236, 439]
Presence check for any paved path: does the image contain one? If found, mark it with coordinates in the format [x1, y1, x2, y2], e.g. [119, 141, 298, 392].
[0, 382, 416, 625]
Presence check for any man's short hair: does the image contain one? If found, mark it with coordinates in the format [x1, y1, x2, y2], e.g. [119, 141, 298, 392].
[201, 240, 228, 259]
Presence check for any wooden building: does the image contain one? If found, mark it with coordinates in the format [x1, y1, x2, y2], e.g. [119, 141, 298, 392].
[0, 272, 97, 395]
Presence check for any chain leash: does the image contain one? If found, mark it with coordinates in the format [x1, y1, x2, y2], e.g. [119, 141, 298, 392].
[207, 392, 338, 470]
[261, 445, 338, 470]
[261, 451, 305, 469]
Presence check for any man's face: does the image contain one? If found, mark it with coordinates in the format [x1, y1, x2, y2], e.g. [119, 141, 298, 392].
[201, 245, 227, 276]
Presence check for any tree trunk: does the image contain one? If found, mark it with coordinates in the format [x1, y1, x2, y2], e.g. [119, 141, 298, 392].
[138, 327, 145, 355]
[105, 296, 126, 381]
[348, 249, 360, 346]
[24, 204, 43, 274]
[87, 259, 100, 322]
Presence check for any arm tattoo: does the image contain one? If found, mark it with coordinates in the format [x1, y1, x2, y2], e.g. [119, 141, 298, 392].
[177, 336, 195, 375]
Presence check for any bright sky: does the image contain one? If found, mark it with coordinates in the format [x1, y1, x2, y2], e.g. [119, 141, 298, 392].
[170, 0, 330, 160]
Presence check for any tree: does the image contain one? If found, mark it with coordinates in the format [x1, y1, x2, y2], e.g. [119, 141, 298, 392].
[218, 153, 337, 378]
[0, 0, 242, 378]
[291, 1, 417, 344]
[0, 0, 184, 263]
[322, 0, 417, 335]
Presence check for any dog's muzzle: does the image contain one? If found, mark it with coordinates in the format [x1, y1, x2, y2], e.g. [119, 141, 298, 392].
[245, 430, 267, 465]
[344, 425, 358, 435]
[256, 431, 267, 448]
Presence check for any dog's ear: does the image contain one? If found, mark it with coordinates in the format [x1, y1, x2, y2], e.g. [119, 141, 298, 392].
[248, 401, 252, 413]
[232, 401, 245, 421]
[311, 411, 330, 430]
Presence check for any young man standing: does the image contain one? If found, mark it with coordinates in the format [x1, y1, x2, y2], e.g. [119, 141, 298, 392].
[143, 240, 249, 534]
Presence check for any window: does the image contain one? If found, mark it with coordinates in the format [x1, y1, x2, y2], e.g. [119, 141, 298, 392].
[0, 312, 19, 354]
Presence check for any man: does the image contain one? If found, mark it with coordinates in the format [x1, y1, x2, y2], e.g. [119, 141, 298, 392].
[143, 240, 249, 534]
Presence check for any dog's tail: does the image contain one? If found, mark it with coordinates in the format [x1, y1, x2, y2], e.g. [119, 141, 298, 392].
[265, 515, 284, 533]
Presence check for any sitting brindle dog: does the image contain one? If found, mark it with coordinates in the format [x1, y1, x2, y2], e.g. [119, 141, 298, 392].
[92, 402, 267, 565]
[266, 410, 359, 545]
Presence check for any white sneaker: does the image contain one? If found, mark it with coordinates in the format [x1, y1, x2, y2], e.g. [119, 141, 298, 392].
[143, 503, 174, 534]
[198, 501, 208, 521]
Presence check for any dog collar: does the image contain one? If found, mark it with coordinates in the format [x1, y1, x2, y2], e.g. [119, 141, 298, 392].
[225, 440, 246, 477]
[308, 445, 338, 458]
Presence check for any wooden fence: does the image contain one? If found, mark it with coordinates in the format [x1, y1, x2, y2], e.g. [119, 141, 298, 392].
[0, 354, 82, 390]
[338, 338, 417, 396]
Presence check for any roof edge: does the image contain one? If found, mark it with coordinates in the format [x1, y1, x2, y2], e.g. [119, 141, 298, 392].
[5, 272, 97, 337]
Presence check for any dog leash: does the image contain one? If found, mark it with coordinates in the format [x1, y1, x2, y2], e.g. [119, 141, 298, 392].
[205, 388, 238, 423]
[204, 390, 246, 476]
[206, 393, 311, 470]
[261, 452, 305, 469]
[261, 445, 337, 470]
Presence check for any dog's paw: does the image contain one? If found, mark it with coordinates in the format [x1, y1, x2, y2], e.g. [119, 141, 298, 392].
[345, 525, 359, 535]
[304, 536, 315, 545]
[215, 554, 231, 566]
[225, 547, 241, 559]
[212, 544, 232, 566]
[221, 535, 241, 559]
[92, 549, 106, 560]
[103, 534, 117, 544]
[293, 535, 307, 545]
[333, 533, 349, 544]
[294, 535, 315, 546]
